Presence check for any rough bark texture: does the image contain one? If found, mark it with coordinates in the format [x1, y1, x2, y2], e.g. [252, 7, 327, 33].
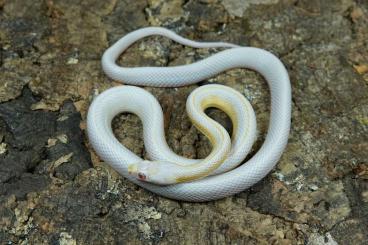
[0, 0, 367, 244]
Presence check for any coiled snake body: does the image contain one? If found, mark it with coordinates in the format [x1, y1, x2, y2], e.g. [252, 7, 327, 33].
[87, 27, 291, 201]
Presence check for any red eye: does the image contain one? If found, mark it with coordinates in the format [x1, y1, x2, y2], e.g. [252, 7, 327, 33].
[138, 172, 146, 180]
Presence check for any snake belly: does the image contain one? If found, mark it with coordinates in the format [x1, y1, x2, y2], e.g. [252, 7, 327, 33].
[87, 27, 291, 202]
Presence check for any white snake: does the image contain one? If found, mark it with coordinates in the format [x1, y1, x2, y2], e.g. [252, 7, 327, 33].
[87, 27, 291, 201]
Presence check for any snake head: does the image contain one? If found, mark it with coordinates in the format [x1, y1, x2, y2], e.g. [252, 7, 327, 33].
[128, 160, 176, 185]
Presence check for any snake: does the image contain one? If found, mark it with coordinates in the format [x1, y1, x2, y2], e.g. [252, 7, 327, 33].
[87, 27, 291, 201]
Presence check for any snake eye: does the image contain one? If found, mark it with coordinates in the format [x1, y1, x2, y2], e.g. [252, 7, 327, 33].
[138, 172, 147, 181]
